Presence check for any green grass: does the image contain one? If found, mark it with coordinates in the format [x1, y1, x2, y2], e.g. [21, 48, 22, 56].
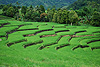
[5, 21, 32, 26]
[38, 26, 53, 30]
[55, 36, 71, 47]
[66, 26, 77, 29]
[0, 20, 8, 24]
[0, 32, 6, 36]
[0, 15, 15, 21]
[88, 41, 100, 48]
[69, 28, 86, 33]
[10, 30, 39, 36]
[76, 26, 88, 29]
[22, 36, 43, 47]
[54, 25, 66, 28]
[86, 28, 100, 33]
[7, 34, 25, 43]
[0, 20, 100, 67]
[25, 35, 41, 42]
[18, 25, 38, 30]
[53, 28, 68, 32]
[94, 33, 100, 36]
[76, 32, 93, 36]
[56, 31, 74, 36]
[39, 25, 53, 28]
[80, 38, 100, 46]
[0, 26, 18, 32]
[40, 36, 61, 47]
[70, 37, 81, 46]
[37, 31, 55, 36]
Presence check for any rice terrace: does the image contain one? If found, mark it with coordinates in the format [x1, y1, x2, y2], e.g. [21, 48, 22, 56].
[0, 20, 100, 67]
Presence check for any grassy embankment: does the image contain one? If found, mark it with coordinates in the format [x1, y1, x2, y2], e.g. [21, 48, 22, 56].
[0, 19, 100, 67]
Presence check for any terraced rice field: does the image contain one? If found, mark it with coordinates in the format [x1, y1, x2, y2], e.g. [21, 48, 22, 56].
[0, 20, 100, 67]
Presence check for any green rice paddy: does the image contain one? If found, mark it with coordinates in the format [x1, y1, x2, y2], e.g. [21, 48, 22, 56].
[0, 20, 100, 67]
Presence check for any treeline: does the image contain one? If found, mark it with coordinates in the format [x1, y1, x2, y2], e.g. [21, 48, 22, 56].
[0, 0, 100, 26]
[0, 0, 76, 9]
[67, 0, 100, 10]
[1, 4, 79, 25]
[67, 0, 100, 26]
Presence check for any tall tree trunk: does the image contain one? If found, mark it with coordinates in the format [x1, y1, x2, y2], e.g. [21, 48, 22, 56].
[71, 23, 72, 26]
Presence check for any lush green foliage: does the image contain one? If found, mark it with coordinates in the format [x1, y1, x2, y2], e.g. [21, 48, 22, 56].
[67, 0, 100, 26]
[2, 4, 19, 17]
[67, 0, 100, 10]
[0, 0, 100, 66]
[0, 20, 100, 67]
[21, 6, 27, 15]
[0, 0, 100, 26]
[0, 0, 76, 9]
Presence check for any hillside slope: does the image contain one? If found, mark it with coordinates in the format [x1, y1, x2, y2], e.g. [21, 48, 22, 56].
[0, 0, 77, 8]
[67, 0, 100, 10]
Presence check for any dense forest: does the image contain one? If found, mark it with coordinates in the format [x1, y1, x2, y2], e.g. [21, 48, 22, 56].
[67, 0, 100, 10]
[0, 0, 76, 9]
[0, 0, 100, 26]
